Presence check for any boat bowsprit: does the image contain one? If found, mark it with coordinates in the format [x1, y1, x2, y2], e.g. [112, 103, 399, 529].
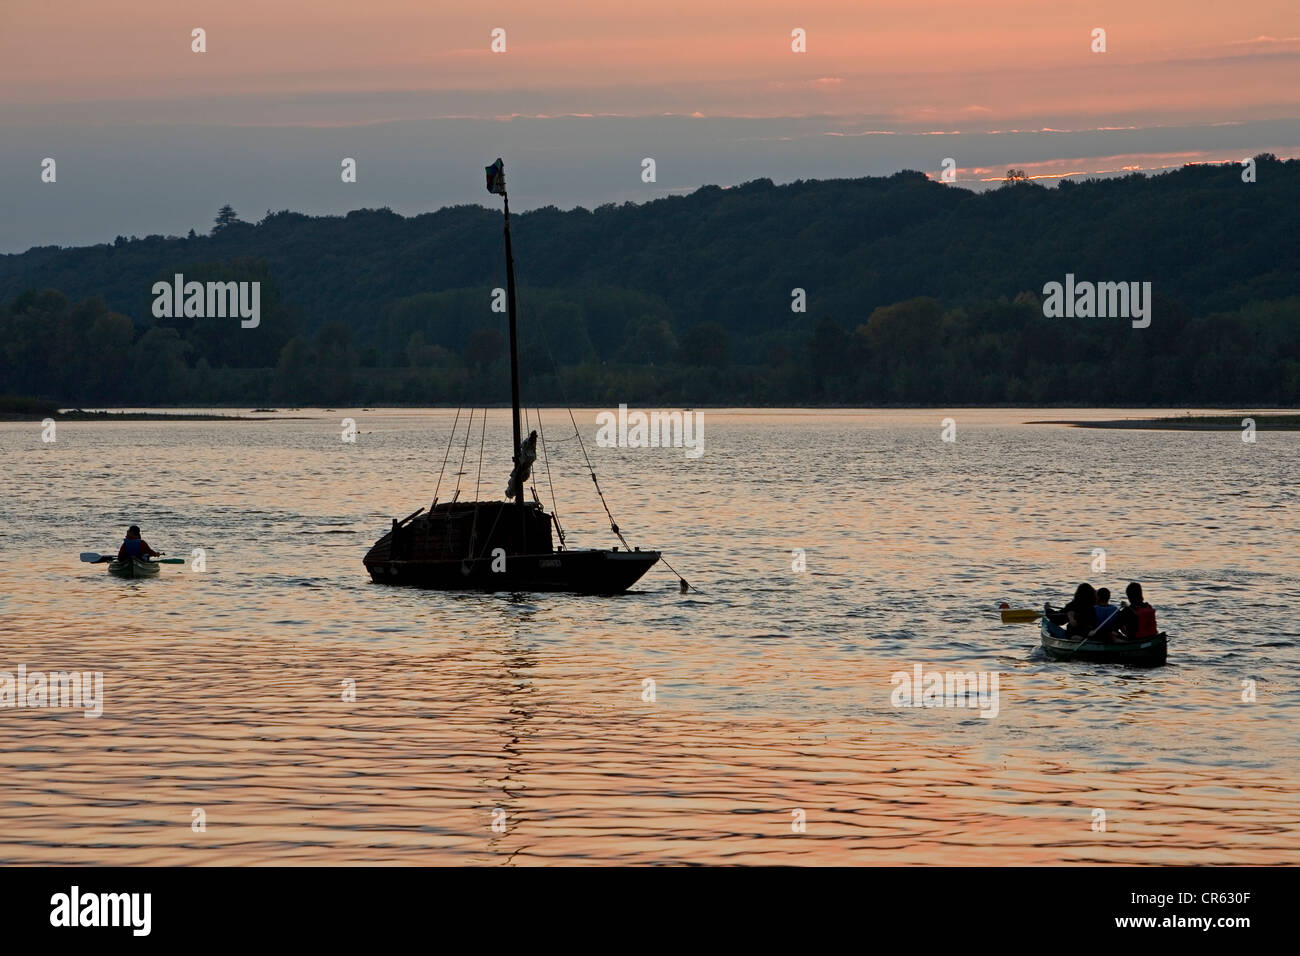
[107, 557, 161, 579]
[1040, 615, 1167, 667]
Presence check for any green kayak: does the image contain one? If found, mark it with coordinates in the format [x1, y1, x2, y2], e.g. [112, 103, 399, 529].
[107, 557, 161, 579]
[1040, 615, 1166, 667]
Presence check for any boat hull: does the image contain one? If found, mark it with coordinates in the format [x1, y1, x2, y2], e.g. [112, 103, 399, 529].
[364, 500, 661, 594]
[1040, 616, 1166, 667]
[107, 557, 160, 579]
[365, 547, 660, 594]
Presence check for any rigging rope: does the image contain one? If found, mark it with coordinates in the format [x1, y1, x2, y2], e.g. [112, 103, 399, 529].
[566, 407, 629, 550]
[535, 407, 565, 549]
[563, 407, 697, 592]
[510, 253, 696, 593]
[467, 409, 487, 557]
[453, 406, 474, 502]
[469, 501, 509, 565]
[473, 408, 487, 501]
[431, 406, 462, 510]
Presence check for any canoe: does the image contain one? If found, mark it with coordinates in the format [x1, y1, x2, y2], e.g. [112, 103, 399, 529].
[1040, 615, 1166, 667]
[107, 557, 161, 579]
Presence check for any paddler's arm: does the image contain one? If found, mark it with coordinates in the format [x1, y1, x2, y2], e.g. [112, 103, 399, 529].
[1101, 606, 1134, 640]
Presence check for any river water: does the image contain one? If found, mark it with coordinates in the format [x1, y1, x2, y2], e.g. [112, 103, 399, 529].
[1, 408, 1297, 864]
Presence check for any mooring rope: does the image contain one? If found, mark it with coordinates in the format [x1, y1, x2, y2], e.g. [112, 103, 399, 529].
[658, 555, 697, 593]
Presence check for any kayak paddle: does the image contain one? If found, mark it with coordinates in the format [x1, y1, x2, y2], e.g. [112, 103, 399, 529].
[80, 552, 184, 564]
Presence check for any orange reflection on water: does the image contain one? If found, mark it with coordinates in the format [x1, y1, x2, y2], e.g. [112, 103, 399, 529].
[0, 624, 1295, 865]
[2, 408, 1298, 864]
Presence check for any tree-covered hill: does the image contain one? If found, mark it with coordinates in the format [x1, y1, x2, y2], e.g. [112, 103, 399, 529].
[1, 157, 1297, 406]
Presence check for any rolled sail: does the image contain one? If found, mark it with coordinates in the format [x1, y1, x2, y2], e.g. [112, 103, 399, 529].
[506, 430, 538, 499]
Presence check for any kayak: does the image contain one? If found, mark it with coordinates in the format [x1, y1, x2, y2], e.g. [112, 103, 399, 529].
[107, 557, 161, 579]
[1040, 615, 1167, 667]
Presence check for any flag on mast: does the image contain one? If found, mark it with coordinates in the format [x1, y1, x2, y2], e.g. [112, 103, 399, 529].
[485, 158, 506, 195]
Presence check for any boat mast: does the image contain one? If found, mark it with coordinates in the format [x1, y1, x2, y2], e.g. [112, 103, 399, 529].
[502, 194, 524, 507]
[489, 159, 526, 509]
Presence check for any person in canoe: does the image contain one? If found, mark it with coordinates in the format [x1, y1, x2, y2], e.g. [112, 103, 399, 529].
[117, 525, 160, 562]
[1047, 583, 1098, 636]
[1094, 587, 1120, 628]
[1095, 582, 1159, 642]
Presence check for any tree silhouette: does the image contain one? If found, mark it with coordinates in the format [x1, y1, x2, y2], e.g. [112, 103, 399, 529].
[1, 160, 1298, 406]
[212, 205, 241, 233]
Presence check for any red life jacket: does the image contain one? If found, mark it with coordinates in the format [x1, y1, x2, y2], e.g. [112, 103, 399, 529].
[1134, 604, 1158, 638]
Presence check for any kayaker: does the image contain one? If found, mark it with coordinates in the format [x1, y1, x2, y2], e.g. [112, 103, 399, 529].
[117, 525, 160, 562]
[1096, 582, 1158, 642]
[1094, 588, 1119, 628]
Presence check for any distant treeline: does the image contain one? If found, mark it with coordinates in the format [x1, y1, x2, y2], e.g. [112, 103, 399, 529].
[1, 157, 1297, 406]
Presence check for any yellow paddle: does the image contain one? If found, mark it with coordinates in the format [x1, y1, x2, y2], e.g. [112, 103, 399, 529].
[998, 603, 1039, 623]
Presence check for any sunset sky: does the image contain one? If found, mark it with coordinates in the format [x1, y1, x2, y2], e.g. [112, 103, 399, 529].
[2, 0, 1298, 250]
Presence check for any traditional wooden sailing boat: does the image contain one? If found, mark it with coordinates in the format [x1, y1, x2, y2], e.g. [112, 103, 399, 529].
[363, 160, 662, 593]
